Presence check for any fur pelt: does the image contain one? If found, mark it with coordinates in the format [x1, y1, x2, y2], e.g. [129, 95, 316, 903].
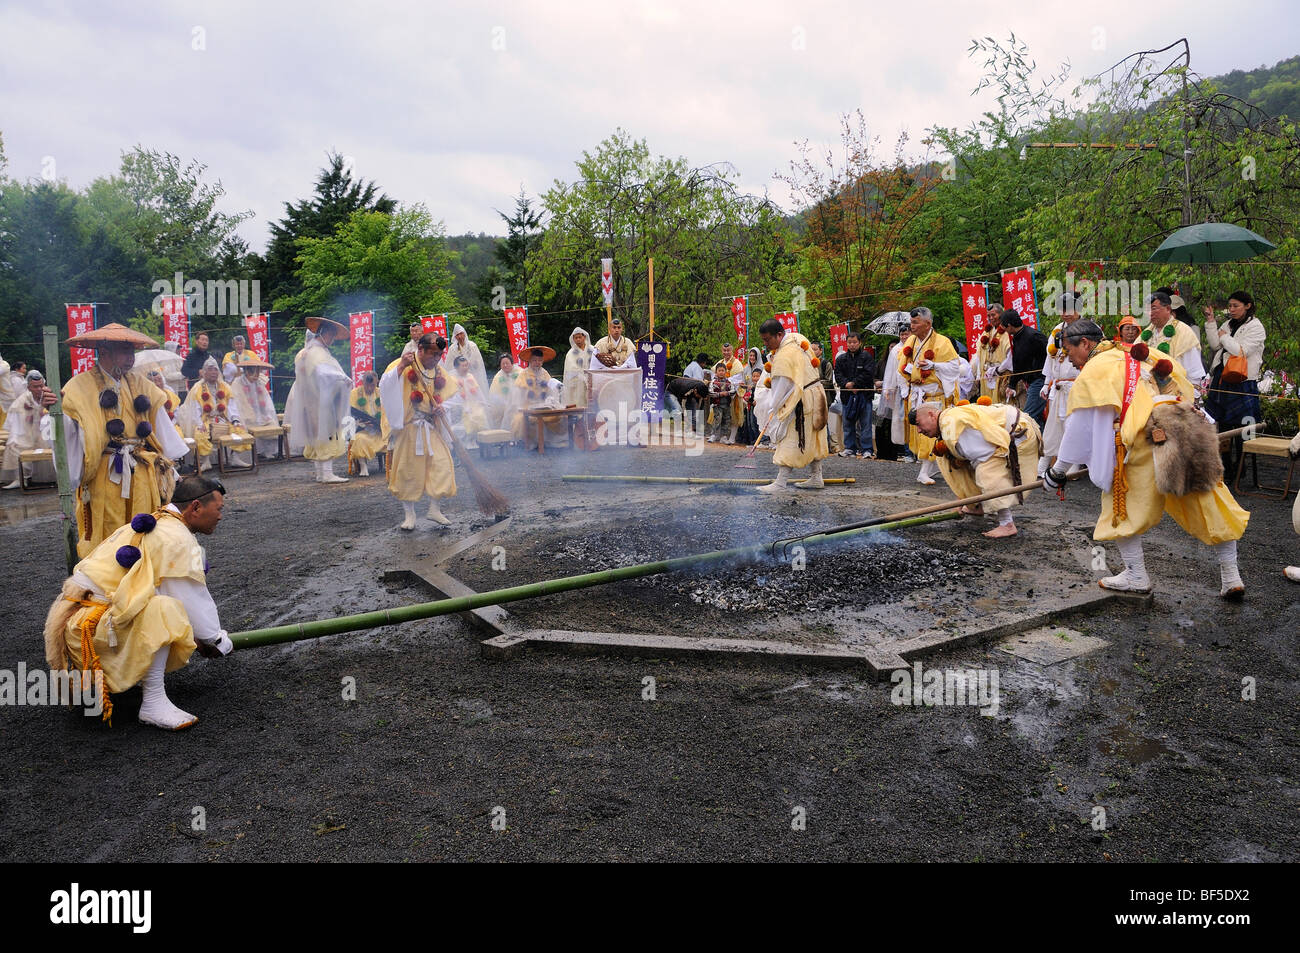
[1146, 401, 1223, 496]
[805, 380, 828, 432]
[44, 578, 87, 670]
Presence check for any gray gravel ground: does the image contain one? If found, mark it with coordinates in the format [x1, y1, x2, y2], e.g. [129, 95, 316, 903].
[1, 437, 1296, 862]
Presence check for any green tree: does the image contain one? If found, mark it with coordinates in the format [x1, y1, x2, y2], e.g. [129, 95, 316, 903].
[283, 204, 460, 371]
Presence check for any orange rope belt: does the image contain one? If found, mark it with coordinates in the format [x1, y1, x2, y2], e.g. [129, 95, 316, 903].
[64, 597, 113, 725]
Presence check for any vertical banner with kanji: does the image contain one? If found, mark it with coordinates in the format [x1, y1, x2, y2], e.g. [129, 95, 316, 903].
[600, 259, 614, 307]
[243, 313, 272, 390]
[66, 304, 97, 375]
[829, 323, 849, 363]
[959, 282, 990, 355]
[773, 311, 800, 336]
[348, 311, 374, 380]
[1001, 266, 1039, 329]
[419, 314, 450, 361]
[162, 295, 189, 358]
[636, 340, 666, 420]
[731, 296, 747, 352]
[505, 306, 529, 365]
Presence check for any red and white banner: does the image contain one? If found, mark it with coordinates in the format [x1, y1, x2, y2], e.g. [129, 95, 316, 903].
[418, 313, 448, 341]
[731, 296, 748, 351]
[773, 311, 800, 336]
[348, 311, 374, 380]
[505, 306, 529, 365]
[1001, 267, 1039, 329]
[243, 313, 271, 390]
[161, 295, 189, 358]
[960, 281, 990, 355]
[600, 258, 614, 307]
[829, 323, 849, 363]
[66, 304, 96, 376]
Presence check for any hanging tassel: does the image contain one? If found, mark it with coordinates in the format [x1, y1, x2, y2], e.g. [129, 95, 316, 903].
[1111, 430, 1128, 527]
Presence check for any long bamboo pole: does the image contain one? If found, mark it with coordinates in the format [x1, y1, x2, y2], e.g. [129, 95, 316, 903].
[561, 474, 856, 486]
[228, 510, 960, 651]
[42, 325, 79, 574]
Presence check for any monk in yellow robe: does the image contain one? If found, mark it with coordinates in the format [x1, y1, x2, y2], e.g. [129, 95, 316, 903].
[915, 400, 1041, 538]
[1047, 320, 1248, 598]
[505, 346, 566, 447]
[348, 371, 387, 476]
[59, 325, 189, 558]
[896, 307, 962, 485]
[379, 332, 459, 529]
[178, 357, 254, 471]
[594, 318, 636, 368]
[43, 475, 232, 729]
[719, 343, 748, 444]
[756, 319, 829, 492]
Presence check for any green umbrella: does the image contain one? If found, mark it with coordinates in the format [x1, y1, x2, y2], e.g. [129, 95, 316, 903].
[1148, 222, 1276, 264]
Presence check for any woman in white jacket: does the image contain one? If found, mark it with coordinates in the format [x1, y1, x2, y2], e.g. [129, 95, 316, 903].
[1202, 291, 1267, 475]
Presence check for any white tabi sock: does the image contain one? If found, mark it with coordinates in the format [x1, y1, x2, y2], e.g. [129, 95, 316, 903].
[758, 466, 792, 493]
[997, 508, 1014, 527]
[138, 647, 197, 730]
[359, 460, 370, 477]
[400, 501, 417, 530]
[1214, 539, 1244, 597]
[1115, 535, 1147, 576]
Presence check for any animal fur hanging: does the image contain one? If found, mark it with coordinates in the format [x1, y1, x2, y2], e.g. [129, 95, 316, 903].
[1146, 402, 1223, 496]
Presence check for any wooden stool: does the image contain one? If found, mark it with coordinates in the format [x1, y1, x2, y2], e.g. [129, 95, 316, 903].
[217, 433, 257, 474]
[247, 424, 287, 461]
[476, 429, 513, 459]
[19, 448, 56, 493]
[1234, 435, 1297, 500]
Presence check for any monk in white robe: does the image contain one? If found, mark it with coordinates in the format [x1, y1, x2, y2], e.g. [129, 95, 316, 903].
[2, 369, 56, 488]
[228, 357, 279, 459]
[284, 317, 352, 483]
[446, 324, 489, 397]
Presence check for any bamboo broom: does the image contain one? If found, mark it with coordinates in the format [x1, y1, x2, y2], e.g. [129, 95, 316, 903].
[435, 415, 510, 518]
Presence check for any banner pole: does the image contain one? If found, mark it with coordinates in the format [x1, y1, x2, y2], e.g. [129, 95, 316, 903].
[43, 325, 79, 574]
[648, 257, 655, 339]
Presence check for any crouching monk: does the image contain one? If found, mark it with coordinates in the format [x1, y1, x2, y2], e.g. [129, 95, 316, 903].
[913, 399, 1041, 538]
[1045, 320, 1249, 598]
[43, 476, 233, 730]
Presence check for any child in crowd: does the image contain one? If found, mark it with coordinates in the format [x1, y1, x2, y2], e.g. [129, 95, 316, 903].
[708, 361, 734, 444]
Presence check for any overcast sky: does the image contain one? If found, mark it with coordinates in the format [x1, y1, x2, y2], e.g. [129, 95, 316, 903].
[2, 0, 1297, 253]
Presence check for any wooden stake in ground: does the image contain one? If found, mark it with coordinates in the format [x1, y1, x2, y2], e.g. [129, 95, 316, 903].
[435, 415, 510, 517]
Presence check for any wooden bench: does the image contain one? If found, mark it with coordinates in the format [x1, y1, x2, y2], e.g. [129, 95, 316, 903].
[1234, 434, 1297, 500]
[247, 423, 287, 461]
[19, 448, 56, 493]
[475, 429, 513, 459]
[217, 432, 257, 475]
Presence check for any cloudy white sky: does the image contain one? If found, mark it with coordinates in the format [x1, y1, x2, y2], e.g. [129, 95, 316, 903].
[2, 0, 1297, 252]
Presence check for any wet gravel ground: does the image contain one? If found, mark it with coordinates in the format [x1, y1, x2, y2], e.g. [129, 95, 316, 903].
[0, 438, 1297, 862]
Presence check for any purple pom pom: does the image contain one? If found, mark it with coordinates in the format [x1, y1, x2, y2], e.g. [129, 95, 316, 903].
[133, 394, 151, 413]
[99, 389, 118, 409]
[115, 545, 142, 569]
[130, 513, 156, 533]
[135, 421, 152, 438]
[105, 419, 125, 438]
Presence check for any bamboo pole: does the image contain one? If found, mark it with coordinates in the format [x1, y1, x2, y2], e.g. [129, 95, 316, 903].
[42, 325, 79, 574]
[647, 257, 655, 338]
[228, 510, 960, 651]
[561, 474, 856, 486]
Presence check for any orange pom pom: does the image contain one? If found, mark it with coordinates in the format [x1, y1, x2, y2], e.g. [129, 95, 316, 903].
[800, 340, 810, 350]
[1153, 358, 1174, 377]
[934, 440, 948, 456]
[903, 346, 914, 358]
[762, 376, 771, 387]
[956, 399, 970, 406]
[976, 395, 992, 406]
[924, 349, 935, 361]
[763, 362, 772, 372]
[1130, 342, 1150, 362]
[810, 357, 820, 368]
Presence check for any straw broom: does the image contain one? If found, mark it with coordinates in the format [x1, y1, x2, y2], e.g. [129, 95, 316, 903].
[434, 414, 510, 517]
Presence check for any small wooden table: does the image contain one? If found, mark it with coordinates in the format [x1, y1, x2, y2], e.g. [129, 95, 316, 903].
[521, 407, 588, 454]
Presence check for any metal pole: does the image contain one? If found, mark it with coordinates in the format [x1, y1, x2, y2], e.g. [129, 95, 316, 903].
[228, 511, 960, 651]
[42, 325, 79, 574]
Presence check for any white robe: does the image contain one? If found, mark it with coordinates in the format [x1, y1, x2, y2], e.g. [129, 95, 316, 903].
[230, 373, 280, 457]
[2, 391, 56, 483]
[284, 338, 351, 458]
[446, 325, 489, 397]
